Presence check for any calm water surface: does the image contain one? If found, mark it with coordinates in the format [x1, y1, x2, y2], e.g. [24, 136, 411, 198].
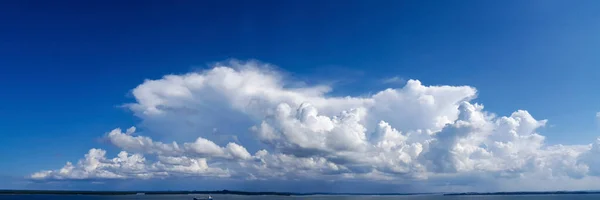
[1, 194, 600, 200]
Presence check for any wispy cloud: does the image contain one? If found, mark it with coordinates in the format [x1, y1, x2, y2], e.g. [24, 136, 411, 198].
[381, 76, 405, 84]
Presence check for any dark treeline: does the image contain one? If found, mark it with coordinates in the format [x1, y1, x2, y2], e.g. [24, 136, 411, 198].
[0, 190, 436, 196]
[0, 190, 293, 196]
[295, 193, 432, 196]
[444, 191, 600, 196]
[3, 190, 600, 196]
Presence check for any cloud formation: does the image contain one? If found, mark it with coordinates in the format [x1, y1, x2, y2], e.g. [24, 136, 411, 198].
[381, 76, 405, 84]
[31, 60, 600, 192]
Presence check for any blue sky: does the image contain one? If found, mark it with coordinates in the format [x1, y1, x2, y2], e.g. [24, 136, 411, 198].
[1, 0, 600, 192]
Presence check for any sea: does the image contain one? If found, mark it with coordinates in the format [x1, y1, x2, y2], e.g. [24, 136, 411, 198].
[1, 194, 600, 200]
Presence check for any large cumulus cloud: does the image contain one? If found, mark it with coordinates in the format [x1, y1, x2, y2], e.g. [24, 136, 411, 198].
[31, 60, 600, 191]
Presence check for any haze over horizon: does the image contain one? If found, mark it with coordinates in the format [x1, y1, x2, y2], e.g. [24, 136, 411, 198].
[2, 0, 600, 193]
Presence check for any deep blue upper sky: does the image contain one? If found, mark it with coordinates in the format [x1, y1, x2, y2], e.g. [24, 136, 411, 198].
[1, 0, 600, 184]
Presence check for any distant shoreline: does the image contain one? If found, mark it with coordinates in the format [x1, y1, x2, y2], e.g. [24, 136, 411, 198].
[443, 191, 600, 196]
[1, 189, 600, 196]
[0, 190, 429, 196]
[0, 190, 294, 196]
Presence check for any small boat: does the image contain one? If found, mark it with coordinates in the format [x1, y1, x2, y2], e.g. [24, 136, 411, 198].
[193, 195, 212, 200]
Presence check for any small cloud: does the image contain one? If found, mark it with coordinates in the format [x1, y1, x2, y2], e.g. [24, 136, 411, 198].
[382, 76, 405, 84]
[596, 112, 600, 123]
[126, 127, 136, 135]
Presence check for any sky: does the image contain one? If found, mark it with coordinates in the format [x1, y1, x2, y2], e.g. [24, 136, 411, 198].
[1, 0, 600, 193]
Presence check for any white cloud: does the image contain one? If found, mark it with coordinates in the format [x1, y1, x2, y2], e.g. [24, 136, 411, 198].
[32, 149, 156, 180]
[226, 143, 252, 160]
[184, 137, 226, 157]
[107, 126, 251, 160]
[106, 127, 183, 156]
[31, 60, 600, 191]
[31, 149, 230, 181]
